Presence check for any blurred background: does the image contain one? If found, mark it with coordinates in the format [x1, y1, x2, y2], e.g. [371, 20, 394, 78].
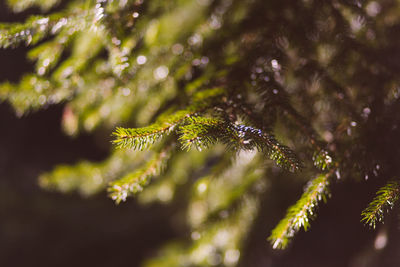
[0, 3, 180, 266]
[1, 1, 400, 267]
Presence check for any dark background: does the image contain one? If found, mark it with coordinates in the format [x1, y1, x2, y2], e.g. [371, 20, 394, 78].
[1, 1, 400, 266]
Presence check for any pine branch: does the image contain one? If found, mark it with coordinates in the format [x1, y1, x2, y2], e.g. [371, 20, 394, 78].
[1, 1, 108, 49]
[268, 171, 333, 249]
[0, 16, 54, 48]
[112, 87, 225, 150]
[361, 181, 400, 229]
[312, 149, 333, 171]
[0, 74, 73, 115]
[39, 150, 141, 196]
[108, 146, 172, 204]
[280, 102, 335, 171]
[113, 124, 174, 151]
[7, 0, 60, 12]
[178, 116, 302, 171]
[112, 112, 188, 150]
[178, 116, 224, 151]
[231, 124, 302, 172]
[242, 74, 336, 172]
[193, 152, 264, 225]
[28, 39, 65, 76]
[222, 98, 302, 172]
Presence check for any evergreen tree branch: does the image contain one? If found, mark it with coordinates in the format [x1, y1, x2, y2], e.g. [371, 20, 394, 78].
[283, 104, 334, 170]
[233, 124, 302, 172]
[112, 87, 225, 150]
[361, 181, 400, 229]
[178, 116, 224, 151]
[39, 149, 142, 196]
[3, 0, 397, 257]
[177, 114, 302, 172]
[0, 1, 109, 48]
[0, 15, 55, 48]
[221, 97, 302, 171]
[268, 170, 333, 249]
[7, 0, 60, 12]
[0, 75, 73, 115]
[258, 85, 335, 171]
[108, 145, 173, 204]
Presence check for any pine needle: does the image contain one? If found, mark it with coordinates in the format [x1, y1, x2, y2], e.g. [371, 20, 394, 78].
[268, 172, 332, 249]
[361, 181, 400, 229]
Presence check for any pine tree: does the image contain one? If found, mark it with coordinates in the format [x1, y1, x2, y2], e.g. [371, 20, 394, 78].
[2, 0, 400, 265]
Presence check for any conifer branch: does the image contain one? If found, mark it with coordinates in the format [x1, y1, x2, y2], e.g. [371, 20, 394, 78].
[108, 146, 172, 204]
[3, 0, 397, 258]
[0, 1, 109, 49]
[112, 125, 173, 151]
[361, 181, 400, 229]
[177, 115, 302, 171]
[312, 149, 333, 171]
[281, 103, 335, 171]
[0, 16, 54, 48]
[112, 87, 225, 150]
[231, 124, 302, 172]
[178, 116, 224, 151]
[268, 171, 333, 249]
[223, 98, 302, 171]
[7, 0, 60, 12]
[251, 82, 335, 171]
[0, 75, 73, 115]
[38, 150, 141, 196]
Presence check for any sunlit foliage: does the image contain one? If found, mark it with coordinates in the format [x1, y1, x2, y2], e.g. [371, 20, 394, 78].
[2, 0, 400, 263]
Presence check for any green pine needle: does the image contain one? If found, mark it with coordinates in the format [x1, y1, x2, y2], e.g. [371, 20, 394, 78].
[112, 87, 225, 150]
[361, 181, 400, 229]
[0, 16, 53, 48]
[268, 172, 332, 249]
[6, 0, 60, 12]
[178, 116, 223, 151]
[312, 149, 333, 171]
[230, 124, 302, 172]
[112, 125, 172, 150]
[108, 148, 172, 204]
[178, 118, 302, 171]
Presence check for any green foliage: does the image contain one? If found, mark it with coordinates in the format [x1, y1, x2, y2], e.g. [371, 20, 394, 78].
[144, 151, 264, 267]
[3, 0, 400, 264]
[178, 116, 225, 151]
[7, 0, 60, 12]
[108, 145, 172, 204]
[112, 87, 225, 150]
[39, 149, 143, 196]
[312, 149, 333, 171]
[269, 172, 332, 249]
[361, 181, 400, 229]
[0, 15, 53, 48]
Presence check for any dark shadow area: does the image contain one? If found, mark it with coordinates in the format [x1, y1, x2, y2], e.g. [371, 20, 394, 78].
[0, 102, 179, 267]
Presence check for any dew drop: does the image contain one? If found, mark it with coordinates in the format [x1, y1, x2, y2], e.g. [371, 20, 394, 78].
[153, 65, 169, 80]
[38, 95, 46, 105]
[136, 55, 147, 65]
[172, 43, 184, 55]
[38, 67, 46, 76]
[271, 59, 280, 70]
[43, 58, 50, 67]
[121, 88, 131, 96]
[335, 169, 341, 179]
